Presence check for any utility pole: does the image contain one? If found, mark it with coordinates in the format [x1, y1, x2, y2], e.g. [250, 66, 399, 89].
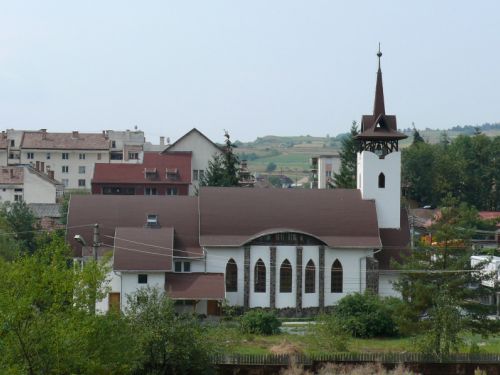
[93, 223, 100, 261]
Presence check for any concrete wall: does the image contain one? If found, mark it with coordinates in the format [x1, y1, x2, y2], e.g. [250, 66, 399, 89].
[317, 155, 341, 189]
[378, 273, 401, 298]
[120, 272, 165, 311]
[357, 150, 401, 229]
[23, 168, 59, 203]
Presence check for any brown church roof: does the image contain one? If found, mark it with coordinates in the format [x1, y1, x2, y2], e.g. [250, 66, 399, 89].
[113, 227, 174, 271]
[165, 273, 225, 300]
[67, 195, 201, 258]
[198, 187, 382, 248]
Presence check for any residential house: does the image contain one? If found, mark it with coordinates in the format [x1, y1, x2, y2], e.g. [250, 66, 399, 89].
[310, 153, 341, 189]
[106, 129, 146, 163]
[161, 128, 222, 195]
[91, 151, 191, 196]
[0, 165, 63, 204]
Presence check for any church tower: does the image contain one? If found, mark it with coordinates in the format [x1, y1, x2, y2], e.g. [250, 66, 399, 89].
[356, 47, 407, 229]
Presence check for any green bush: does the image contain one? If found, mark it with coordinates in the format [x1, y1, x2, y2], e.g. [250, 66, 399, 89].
[333, 293, 401, 338]
[310, 314, 350, 352]
[239, 309, 281, 335]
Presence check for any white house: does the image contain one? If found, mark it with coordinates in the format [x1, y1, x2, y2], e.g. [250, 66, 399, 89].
[162, 128, 222, 195]
[0, 165, 63, 204]
[311, 153, 341, 189]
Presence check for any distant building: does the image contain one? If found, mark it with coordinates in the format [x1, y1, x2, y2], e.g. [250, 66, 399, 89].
[310, 153, 341, 189]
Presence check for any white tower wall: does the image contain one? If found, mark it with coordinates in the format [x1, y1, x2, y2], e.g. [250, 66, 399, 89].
[357, 150, 401, 229]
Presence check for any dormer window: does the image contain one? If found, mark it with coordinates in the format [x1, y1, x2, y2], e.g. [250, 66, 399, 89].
[145, 168, 158, 179]
[166, 168, 179, 180]
[146, 214, 159, 227]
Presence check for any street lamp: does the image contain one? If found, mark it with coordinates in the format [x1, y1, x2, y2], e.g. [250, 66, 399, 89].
[74, 223, 100, 261]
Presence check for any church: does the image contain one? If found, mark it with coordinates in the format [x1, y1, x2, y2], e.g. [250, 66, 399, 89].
[67, 50, 410, 315]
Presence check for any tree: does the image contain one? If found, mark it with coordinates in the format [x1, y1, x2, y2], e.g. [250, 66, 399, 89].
[0, 233, 138, 374]
[332, 121, 358, 189]
[394, 198, 500, 355]
[411, 123, 425, 145]
[126, 287, 215, 374]
[266, 162, 277, 173]
[201, 131, 240, 187]
[0, 201, 38, 254]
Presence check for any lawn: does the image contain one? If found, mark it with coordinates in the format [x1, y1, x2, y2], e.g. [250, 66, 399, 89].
[208, 324, 500, 355]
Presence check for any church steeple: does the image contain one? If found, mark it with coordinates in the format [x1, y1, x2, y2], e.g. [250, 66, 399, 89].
[373, 44, 385, 117]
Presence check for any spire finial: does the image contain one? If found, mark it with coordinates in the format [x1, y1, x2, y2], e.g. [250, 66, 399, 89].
[377, 43, 382, 70]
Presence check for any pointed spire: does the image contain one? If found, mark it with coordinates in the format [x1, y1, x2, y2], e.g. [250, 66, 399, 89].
[373, 43, 385, 117]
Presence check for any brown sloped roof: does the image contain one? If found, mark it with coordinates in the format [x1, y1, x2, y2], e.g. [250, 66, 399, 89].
[66, 195, 201, 258]
[377, 209, 411, 270]
[113, 227, 173, 271]
[165, 273, 225, 300]
[199, 187, 381, 248]
[21, 131, 110, 150]
[357, 114, 407, 140]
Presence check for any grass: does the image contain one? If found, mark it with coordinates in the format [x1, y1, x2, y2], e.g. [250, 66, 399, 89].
[208, 324, 500, 355]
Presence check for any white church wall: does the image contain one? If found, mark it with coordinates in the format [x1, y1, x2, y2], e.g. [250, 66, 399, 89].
[275, 246, 296, 308]
[324, 248, 372, 306]
[121, 272, 165, 311]
[357, 151, 401, 229]
[250, 245, 270, 308]
[302, 246, 320, 308]
[205, 247, 244, 306]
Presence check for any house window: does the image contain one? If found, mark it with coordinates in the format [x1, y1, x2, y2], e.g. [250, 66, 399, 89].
[175, 261, 182, 272]
[62, 166, 69, 173]
[10, 140, 14, 147]
[305, 259, 315, 293]
[193, 170, 199, 181]
[225, 259, 238, 292]
[111, 141, 116, 148]
[331, 259, 343, 293]
[325, 171, 332, 178]
[26, 152, 34, 159]
[199, 170, 205, 180]
[378, 173, 385, 188]
[110, 152, 123, 160]
[166, 187, 178, 196]
[128, 152, 139, 160]
[78, 179, 86, 187]
[146, 214, 158, 226]
[174, 261, 191, 273]
[79, 153, 85, 160]
[46, 153, 51, 160]
[97, 153, 101, 160]
[14, 194, 22, 202]
[78, 166, 86, 174]
[183, 262, 190, 272]
[62, 153, 69, 160]
[254, 258, 266, 293]
[145, 187, 157, 195]
[279, 259, 292, 293]
[138, 274, 148, 284]
[62, 179, 69, 187]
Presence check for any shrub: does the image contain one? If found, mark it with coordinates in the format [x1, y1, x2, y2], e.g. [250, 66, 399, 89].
[240, 309, 281, 335]
[333, 293, 401, 338]
[309, 314, 350, 352]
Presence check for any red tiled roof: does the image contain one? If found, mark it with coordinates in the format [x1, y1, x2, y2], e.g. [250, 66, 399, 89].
[113, 227, 173, 271]
[21, 131, 110, 150]
[165, 273, 225, 300]
[479, 212, 500, 221]
[0, 167, 23, 184]
[92, 152, 191, 184]
[66, 195, 202, 258]
[199, 187, 382, 248]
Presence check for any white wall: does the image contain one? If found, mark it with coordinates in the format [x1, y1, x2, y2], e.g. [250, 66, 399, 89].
[317, 155, 341, 189]
[23, 168, 58, 204]
[168, 131, 221, 195]
[121, 272, 165, 311]
[205, 247, 244, 306]
[378, 272, 401, 298]
[302, 246, 320, 308]
[96, 269, 122, 314]
[357, 151, 401, 229]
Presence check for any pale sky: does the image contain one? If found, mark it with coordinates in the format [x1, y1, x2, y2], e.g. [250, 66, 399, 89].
[1, 1, 499, 143]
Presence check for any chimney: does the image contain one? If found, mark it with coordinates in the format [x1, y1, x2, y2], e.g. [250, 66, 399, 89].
[1, 131, 5, 139]
[160, 136, 165, 146]
[48, 170, 55, 180]
[35, 161, 40, 171]
[41, 129, 47, 140]
[40, 162, 45, 173]
[72, 131, 79, 138]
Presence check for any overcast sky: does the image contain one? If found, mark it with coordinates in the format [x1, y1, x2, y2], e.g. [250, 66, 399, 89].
[1, 1, 499, 143]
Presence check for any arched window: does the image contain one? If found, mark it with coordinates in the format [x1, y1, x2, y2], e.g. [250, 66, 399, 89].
[254, 258, 266, 293]
[331, 259, 343, 293]
[225, 258, 238, 292]
[378, 173, 385, 188]
[279, 259, 292, 293]
[305, 259, 315, 293]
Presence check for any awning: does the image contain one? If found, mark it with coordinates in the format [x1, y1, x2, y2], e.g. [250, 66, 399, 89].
[165, 272, 225, 300]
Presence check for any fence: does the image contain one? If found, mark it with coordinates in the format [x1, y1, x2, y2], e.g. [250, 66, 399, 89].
[210, 352, 500, 366]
